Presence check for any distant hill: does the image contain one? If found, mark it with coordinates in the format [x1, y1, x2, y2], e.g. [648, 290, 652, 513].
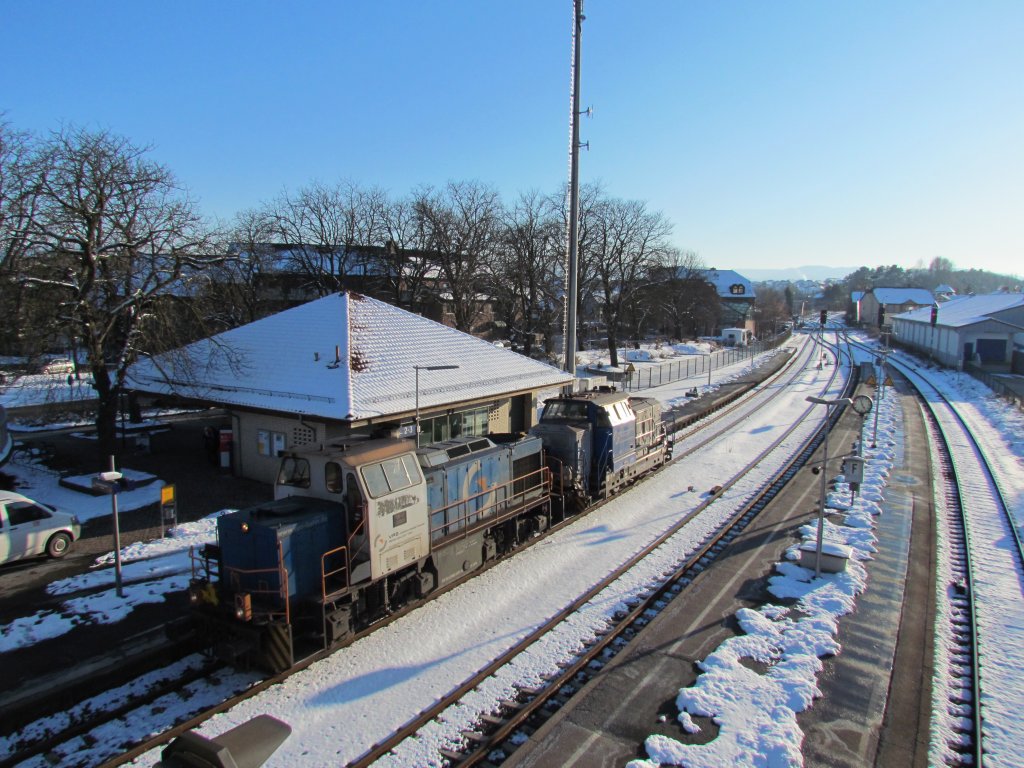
[739, 266, 856, 282]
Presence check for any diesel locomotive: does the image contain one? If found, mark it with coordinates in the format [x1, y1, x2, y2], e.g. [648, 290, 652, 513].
[189, 387, 671, 672]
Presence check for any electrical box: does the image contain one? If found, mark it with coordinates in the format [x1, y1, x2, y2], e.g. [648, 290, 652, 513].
[842, 456, 865, 485]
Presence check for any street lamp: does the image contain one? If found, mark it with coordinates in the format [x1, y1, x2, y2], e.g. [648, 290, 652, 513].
[871, 348, 891, 448]
[806, 395, 851, 579]
[93, 457, 126, 597]
[414, 365, 459, 444]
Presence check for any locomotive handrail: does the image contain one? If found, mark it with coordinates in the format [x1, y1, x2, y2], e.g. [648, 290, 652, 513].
[321, 543, 351, 600]
[428, 466, 552, 542]
[189, 544, 220, 584]
[223, 541, 291, 626]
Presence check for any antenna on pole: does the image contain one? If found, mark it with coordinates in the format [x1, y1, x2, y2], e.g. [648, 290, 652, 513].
[563, 0, 584, 382]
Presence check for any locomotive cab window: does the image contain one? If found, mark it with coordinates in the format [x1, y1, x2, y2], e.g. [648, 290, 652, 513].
[325, 462, 343, 493]
[359, 454, 421, 499]
[542, 401, 588, 420]
[277, 457, 311, 488]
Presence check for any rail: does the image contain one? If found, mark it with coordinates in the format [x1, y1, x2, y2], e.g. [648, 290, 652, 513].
[848, 335, 1024, 767]
[345, 331, 854, 767]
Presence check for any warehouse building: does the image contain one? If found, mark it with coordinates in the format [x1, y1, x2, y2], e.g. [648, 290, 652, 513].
[891, 292, 1024, 371]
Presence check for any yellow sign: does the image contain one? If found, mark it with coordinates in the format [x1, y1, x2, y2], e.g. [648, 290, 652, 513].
[161, 484, 176, 505]
[885, 376, 894, 387]
[866, 376, 877, 386]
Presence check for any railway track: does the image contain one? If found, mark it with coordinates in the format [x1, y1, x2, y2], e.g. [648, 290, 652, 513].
[7, 333, 842, 767]
[848, 338, 1023, 768]
[0, 655, 243, 768]
[345, 333, 855, 767]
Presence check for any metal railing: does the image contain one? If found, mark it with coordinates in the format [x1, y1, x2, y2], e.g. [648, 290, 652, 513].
[623, 330, 791, 392]
[429, 465, 552, 541]
[223, 542, 291, 625]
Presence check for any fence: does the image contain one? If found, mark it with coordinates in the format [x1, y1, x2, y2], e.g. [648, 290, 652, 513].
[623, 330, 791, 392]
[963, 363, 1024, 409]
[888, 338, 1024, 411]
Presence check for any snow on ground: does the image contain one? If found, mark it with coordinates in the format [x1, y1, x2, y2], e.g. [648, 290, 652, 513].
[2, 453, 165, 523]
[631, 362, 901, 768]
[0, 371, 97, 410]
[1, 340, 795, 658]
[122, 335, 840, 767]
[6, 331, 1023, 767]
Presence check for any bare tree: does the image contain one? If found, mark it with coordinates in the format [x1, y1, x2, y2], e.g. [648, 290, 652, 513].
[551, 181, 605, 352]
[373, 194, 436, 311]
[752, 286, 790, 337]
[0, 118, 43, 354]
[487, 190, 563, 357]
[647, 249, 718, 339]
[265, 180, 370, 297]
[22, 127, 217, 465]
[590, 197, 673, 367]
[414, 181, 500, 332]
[199, 207, 277, 328]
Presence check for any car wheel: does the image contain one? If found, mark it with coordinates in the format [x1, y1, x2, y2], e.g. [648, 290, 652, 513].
[47, 532, 72, 559]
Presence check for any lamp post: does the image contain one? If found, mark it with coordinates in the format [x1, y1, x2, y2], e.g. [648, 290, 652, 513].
[871, 348, 890, 448]
[94, 456, 125, 597]
[414, 365, 459, 445]
[806, 395, 851, 578]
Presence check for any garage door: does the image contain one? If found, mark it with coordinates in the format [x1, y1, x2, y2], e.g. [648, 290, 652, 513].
[976, 338, 1007, 363]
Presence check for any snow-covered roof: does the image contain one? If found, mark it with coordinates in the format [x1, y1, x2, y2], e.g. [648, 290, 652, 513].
[128, 292, 572, 421]
[869, 287, 934, 306]
[702, 269, 756, 299]
[894, 292, 1024, 328]
[851, 291, 865, 303]
[934, 284, 956, 294]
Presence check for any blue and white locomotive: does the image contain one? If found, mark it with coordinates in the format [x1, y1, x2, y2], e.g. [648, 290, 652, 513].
[531, 388, 671, 504]
[189, 388, 671, 672]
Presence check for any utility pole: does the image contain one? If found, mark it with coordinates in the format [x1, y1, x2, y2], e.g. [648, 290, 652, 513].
[563, 0, 584, 380]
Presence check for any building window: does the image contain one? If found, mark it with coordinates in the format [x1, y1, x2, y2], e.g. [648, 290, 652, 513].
[417, 405, 491, 447]
[257, 429, 287, 457]
[729, 284, 746, 295]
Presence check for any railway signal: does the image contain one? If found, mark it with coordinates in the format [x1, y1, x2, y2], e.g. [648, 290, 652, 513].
[806, 395, 852, 578]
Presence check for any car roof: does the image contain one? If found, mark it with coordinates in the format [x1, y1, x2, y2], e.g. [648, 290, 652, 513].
[0, 490, 33, 504]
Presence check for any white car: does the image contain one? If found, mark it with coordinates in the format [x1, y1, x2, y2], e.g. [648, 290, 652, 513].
[0, 490, 82, 563]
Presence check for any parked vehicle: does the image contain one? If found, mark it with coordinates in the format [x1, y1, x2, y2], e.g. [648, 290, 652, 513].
[0, 491, 82, 563]
[722, 328, 753, 347]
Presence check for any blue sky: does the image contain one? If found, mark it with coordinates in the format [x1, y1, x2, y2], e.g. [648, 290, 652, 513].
[3, 1, 1021, 278]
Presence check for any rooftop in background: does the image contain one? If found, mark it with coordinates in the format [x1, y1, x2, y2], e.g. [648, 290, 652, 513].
[128, 292, 572, 422]
[702, 269, 756, 299]
[869, 287, 935, 306]
[896, 292, 1024, 328]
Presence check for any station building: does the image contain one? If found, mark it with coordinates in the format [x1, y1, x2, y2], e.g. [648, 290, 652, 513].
[128, 292, 573, 484]
[701, 269, 756, 333]
[891, 292, 1024, 370]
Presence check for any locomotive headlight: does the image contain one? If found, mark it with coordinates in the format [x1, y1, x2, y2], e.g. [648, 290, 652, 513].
[235, 592, 253, 621]
[240, 522, 250, 533]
